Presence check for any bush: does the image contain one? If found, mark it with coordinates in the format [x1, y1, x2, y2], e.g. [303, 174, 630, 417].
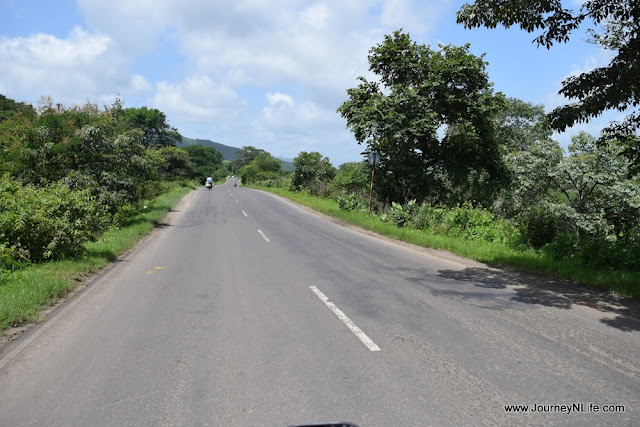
[0, 175, 108, 262]
[307, 180, 333, 198]
[445, 202, 513, 242]
[410, 203, 446, 230]
[337, 193, 365, 211]
[386, 200, 417, 227]
[543, 233, 578, 261]
[381, 199, 520, 245]
[518, 205, 558, 249]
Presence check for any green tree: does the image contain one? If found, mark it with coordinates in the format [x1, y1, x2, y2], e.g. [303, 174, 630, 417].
[66, 125, 154, 212]
[332, 161, 370, 196]
[231, 146, 269, 171]
[154, 146, 193, 179]
[503, 132, 640, 241]
[291, 151, 335, 193]
[338, 30, 506, 205]
[457, 1, 640, 153]
[9, 108, 99, 183]
[253, 152, 281, 173]
[495, 97, 551, 153]
[118, 106, 182, 148]
[239, 152, 282, 184]
[0, 174, 107, 262]
[183, 145, 224, 182]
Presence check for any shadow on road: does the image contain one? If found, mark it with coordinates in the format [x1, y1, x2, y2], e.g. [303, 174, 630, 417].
[153, 221, 173, 228]
[436, 266, 640, 332]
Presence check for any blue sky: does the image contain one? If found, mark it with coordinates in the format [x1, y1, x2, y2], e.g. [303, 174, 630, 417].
[0, 0, 616, 165]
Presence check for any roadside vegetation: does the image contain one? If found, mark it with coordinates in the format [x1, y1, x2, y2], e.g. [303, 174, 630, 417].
[0, 95, 225, 331]
[245, 31, 640, 300]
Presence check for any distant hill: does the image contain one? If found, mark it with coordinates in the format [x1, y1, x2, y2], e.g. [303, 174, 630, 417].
[277, 157, 295, 172]
[180, 137, 240, 160]
[181, 137, 294, 171]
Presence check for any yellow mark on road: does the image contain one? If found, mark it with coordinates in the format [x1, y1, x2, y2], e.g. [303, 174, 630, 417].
[146, 270, 153, 274]
[155, 266, 166, 270]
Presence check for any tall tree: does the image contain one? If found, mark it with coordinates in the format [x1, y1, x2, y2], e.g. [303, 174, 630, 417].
[502, 132, 640, 241]
[495, 97, 552, 153]
[457, 1, 640, 153]
[183, 145, 224, 182]
[338, 30, 506, 205]
[231, 146, 269, 171]
[291, 151, 335, 192]
[239, 152, 282, 184]
[332, 161, 370, 196]
[119, 106, 182, 148]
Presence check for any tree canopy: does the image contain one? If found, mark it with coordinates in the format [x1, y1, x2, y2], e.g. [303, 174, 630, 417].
[231, 146, 270, 170]
[495, 97, 552, 153]
[501, 132, 640, 242]
[338, 30, 506, 205]
[291, 151, 335, 193]
[116, 106, 182, 148]
[182, 145, 224, 182]
[457, 0, 640, 148]
[239, 152, 282, 185]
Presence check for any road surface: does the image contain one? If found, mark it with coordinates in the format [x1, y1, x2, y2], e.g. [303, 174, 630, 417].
[1, 179, 639, 426]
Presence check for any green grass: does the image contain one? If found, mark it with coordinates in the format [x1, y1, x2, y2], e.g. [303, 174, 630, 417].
[255, 186, 640, 300]
[0, 182, 195, 331]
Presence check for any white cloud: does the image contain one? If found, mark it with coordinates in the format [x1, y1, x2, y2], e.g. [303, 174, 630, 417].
[266, 92, 295, 107]
[251, 91, 363, 163]
[299, 3, 330, 31]
[151, 75, 242, 123]
[77, 0, 172, 54]
[0, 27, 129, 104]
[130, 74, 153, 93]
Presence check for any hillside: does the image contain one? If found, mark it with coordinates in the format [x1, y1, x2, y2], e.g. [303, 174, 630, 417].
[180, 137, 240, 160]
[180, 137, 294, 171]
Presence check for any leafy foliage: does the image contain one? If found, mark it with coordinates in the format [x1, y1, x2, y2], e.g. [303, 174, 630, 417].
[291, 151, 336, 194]
[504, 132, 640, 241]
[154, 146, 193, 179]
[0, 94, 195, 266]
[332, 161, 370, 196]
[338, 30, 506, 205]
[380, 199, 520, 245]
[231, 146, 270, 171]
[182, 144, 224, 183]
[118, 106, 182, 148]
[240, 152, 282, 185]
[457, 0, 640, 159]
[495, 97, 551, 153]
[0, 94, 36, 123]
[336, 193, 366, 212]
[0, 174, 107, 263]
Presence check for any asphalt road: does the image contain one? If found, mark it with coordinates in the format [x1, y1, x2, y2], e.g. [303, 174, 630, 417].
[1, 179, 639, 426]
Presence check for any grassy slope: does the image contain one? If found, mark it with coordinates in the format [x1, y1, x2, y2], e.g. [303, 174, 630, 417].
[0, 182, 194, 331]
[255, 186, 640, 300]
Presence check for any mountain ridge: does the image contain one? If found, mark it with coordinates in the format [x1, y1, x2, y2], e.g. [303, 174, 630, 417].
[180, 137, 294, 171]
